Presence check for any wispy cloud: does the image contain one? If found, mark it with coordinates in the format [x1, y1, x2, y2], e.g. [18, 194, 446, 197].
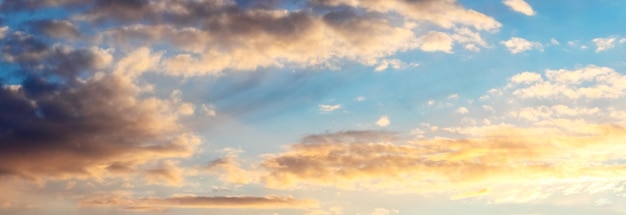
[319, 104, 342, 112]
[503, 0, 536, 16]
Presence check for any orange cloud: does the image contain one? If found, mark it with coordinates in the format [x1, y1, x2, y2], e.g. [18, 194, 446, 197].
[259, 125, 626, 202]
[80, 195, 319, 210]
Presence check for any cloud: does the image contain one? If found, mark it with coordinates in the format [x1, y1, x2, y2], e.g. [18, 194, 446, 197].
[376, 116, 390, 127]
[0, 26, 8, 39]
[0, 32, 200, 181]
[256, 65, 626, 204]
[455, 107, 470, 114]
[501, 37, 542, 54]
[374, 59, 418, 72]
[260, 125, 626, 201]
[27, 20, 81, 40]
[550, 38, 559, 45]
[1, 0, 500, 76]
[205, 152, 260, 185]
[592, 37, 617, 52]
[505, 65, 626, 99]
[80, 195, 319, 210]
[144, 160, 185, 186]
[502, 0, 536, 16]
[319, 104, 342, 112]
[418, 31, 454, 53]
[311, 0, 501, 30]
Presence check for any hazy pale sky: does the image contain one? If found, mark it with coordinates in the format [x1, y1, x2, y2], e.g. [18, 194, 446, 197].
[2, 0, 626, 214]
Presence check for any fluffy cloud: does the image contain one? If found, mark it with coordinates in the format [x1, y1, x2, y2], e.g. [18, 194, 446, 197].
[376, 116, 390, 127]
[502, 0, 536, 16]
[0, 0, 500, 76]
[501, 37, 542, 54]
[0, 32, 199, 182]
[81, 195, 319, 210]
[592, 37, 617, 52]
[505, 65, 626, 100]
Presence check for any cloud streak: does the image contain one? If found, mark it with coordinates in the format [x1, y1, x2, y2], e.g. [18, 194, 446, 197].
[81, 195, 319, 210]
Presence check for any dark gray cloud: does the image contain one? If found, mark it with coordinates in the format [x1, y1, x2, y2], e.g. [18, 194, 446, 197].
[0, 32, 197, 181]
[27, 20, 81, 39]
[0, 0, 85, 12]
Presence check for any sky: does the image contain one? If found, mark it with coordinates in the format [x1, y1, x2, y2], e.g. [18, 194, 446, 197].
[2, 0, 626, 214]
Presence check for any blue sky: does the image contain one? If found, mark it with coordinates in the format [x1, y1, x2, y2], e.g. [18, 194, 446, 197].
[2, 0, 626, 214]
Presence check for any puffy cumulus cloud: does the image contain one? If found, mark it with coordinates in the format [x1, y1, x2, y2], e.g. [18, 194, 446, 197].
[0, 32, 200, 182]
[376, 116, 390, 127]
[3, 0, 500, 76]
[504, 65, 626, 100]
[502, 0, 536, 16]
[501, 37, 542, 54]
[592, 37, 617, 52]
[80, 195, 319, 210]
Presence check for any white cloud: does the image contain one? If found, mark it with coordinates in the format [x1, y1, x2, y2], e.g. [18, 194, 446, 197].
[510, 72, 543, 84]
[550, 38, 559, 45]
[448, 94, 459, 99]
[376, 116, 390, 127]
[202, 104, 217, 117]
[355, 96, 367, 102]
[418, 31, 454, 53]
[374, 59, 418, 72]
[501, 37, 542, 54]
[455, 107, 470, 114]
[502, 0, 536, 16]
[319, 104, 342, 112]
[592, 37, 617, 52]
